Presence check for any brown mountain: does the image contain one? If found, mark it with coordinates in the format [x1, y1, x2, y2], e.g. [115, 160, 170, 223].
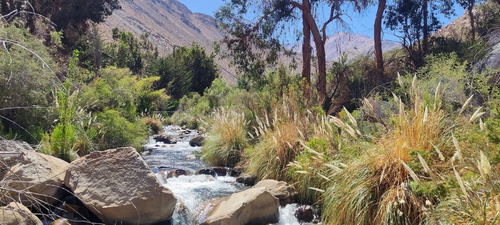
[98, 0, 237, 84]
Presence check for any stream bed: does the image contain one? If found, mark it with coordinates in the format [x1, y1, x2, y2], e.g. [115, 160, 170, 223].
[141, 126, 305, 225]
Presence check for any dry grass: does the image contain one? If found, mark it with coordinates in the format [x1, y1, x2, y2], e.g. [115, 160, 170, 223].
[202, 108, 247, 167]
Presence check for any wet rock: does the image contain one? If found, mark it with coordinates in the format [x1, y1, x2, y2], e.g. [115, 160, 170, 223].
[167, 169, 190, 178]
[254, 179, 298, 206]
[212, 167, 227, 176]
[153, 134, 177, 144]
[64, 147, 177, 224]
[1, 142, 69, 207]
[294, 205, 314, 223]
[228, 166, 243, 177]
[189, 135, 205, 147]
[186, 154, 196, 160]
[236, 174, 256, 186]
[0, 202, 42, 225]
[201, 187, 280, 225]
[197, 168, 216, 177]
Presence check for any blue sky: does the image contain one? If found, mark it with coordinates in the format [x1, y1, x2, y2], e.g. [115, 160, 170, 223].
[178, 0, 465, 42]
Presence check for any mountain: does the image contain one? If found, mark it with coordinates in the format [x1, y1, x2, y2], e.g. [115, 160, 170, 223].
[290, 32, 400, 62]
[99, 0, 400, 83]
[98, 0, 237, 84]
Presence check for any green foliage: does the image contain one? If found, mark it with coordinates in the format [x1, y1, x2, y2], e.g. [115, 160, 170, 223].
[0, 25, 59, 142]
[94, 109, 147, 150]
[102, 29, 158, 74]
[487, 106, 500, 144]
[153, 43, 218, 99]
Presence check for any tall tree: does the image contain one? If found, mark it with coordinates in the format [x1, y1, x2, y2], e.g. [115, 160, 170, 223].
[302, 0, 312, 99]
[386, 0, 454, 68]
[456, 0, 484, 41]
[216, 0, 369, 106]
[374, 0, 386, 77]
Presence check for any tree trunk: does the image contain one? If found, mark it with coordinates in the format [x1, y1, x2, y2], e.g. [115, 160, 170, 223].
[374, 0, 386, 79]
[468, 5, 475, 41]
[302, 0, 312, 99]
[301, 10, 327, 105]
[422, 0, 429, 55]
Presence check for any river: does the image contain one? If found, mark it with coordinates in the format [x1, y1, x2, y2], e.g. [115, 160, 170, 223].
[141, 125, 306, 225]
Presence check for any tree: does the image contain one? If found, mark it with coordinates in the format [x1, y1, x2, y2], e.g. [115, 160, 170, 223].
[153, 44, 218, 99]
[216, 0, 369, 107]
[386, 0, 454, 68]
[374, 0, 387, 77]
[456, 0, 485, 41]
[1, 0, 121, 46]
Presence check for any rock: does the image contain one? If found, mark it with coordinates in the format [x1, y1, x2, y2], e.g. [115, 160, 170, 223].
[202, 187, 280, 225]
[51, 218, 71, 225]
[254, 179, 298, 206]
[197, 168, 216, 177]
[64, 147, 177, 224]
[228, 166, 243, 177]
[153, 134, 177, 144]
[236, 174, 256, 186]
[294, 205, 314, 223]
[0, 202, 42, 225]
[0, 140, 35, 178]
[189, 135, 205, 147]
[186, 154, 196, 160]
[212, 167, 227, 176]
[167, 169, 190, 178]
[1, 146, 69, 207]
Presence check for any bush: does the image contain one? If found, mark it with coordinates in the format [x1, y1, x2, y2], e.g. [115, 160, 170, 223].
[202, 109, 247, 167]
[94, 109, 147, 150]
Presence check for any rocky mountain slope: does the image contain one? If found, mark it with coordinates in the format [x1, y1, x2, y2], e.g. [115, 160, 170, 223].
[99, 0, 401, 83]
[98, 0, 237, 83]
[290, 32, 400, 62]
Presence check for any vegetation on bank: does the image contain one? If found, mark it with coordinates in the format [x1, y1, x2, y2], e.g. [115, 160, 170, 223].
[1, 23, 217, 161]
[1, 0, 500, 224]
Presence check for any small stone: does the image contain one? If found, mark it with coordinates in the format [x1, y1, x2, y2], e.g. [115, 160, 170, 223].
[186, 155, 196, 160]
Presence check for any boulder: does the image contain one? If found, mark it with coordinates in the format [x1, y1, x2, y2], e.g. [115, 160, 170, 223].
[0, 202, 42, 225]
[254, 179, 298, 206]
[0, 141, 35, 178]
[235, 174, 256, 186]
[64, 147, 177, 224]
[1, 143, 69, 207]
[189, 135, 205, 147]
[202, 187, 280, 225]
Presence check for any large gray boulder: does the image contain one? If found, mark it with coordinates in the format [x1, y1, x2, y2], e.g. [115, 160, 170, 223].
[254, 179, 297, 206]
[0, 141, 69, 206]
[0, 202, 42, 225]
[64, 147, 177, 224]
[202, 187, 280, 225]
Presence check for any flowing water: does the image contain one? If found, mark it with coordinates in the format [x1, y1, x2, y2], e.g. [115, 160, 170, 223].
[141, 125, 304, 225]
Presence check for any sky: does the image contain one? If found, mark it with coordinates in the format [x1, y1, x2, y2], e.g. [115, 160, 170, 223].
[178, 0, 465, 42]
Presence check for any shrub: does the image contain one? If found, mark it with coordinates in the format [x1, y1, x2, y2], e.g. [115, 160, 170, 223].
[94, 110, 147, 150]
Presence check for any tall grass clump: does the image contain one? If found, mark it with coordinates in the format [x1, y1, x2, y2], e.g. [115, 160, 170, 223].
[323, 79, 449, 224]
[202, 108, 247, 167]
